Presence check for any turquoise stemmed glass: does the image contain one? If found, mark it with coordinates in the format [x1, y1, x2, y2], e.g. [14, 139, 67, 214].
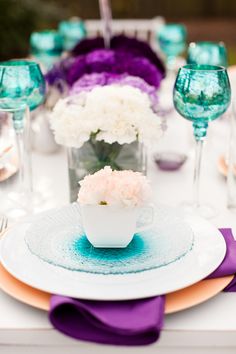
[157, 23, 186, 70]
[58, 18, 86, 51]
[187, 41, 228, 67]
[173, 64, 231, 217]
[30, 30, 63, 71]
[0, 60, 45, 218]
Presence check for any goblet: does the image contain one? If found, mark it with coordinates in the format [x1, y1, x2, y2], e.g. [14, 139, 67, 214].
[0, 60, 45, 218]
[187, 41, 228, 67]
[30, 30, 63, 71]
[173, 64, 231, 217]
[58, 18, 86, 51]
[157, 23, 186, 70]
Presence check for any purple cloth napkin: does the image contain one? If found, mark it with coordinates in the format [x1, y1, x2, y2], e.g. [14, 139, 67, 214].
[207, 228, 236, 291]
[49, 228, 236, 345]
[49, 296, 165, 345]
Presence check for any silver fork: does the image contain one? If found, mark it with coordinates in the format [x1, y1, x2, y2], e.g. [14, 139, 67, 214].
[0, 216, 8, 236]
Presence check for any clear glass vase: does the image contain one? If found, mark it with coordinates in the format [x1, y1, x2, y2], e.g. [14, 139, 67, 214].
[67, 139, 147, 202]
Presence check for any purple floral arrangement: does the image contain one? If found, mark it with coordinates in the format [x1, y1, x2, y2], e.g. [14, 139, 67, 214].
[46, 35, 165, 89]
[72, 35, 165, 74]
[66, 49, 163, 87]
[70, 72, 158, 109]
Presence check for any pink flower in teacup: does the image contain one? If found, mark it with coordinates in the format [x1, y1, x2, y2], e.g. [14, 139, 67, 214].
[78, 166, 151, 207]
[77, 167, 154, 248]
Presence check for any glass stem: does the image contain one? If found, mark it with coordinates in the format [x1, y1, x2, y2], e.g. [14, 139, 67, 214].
[13, 106, 32, 204]
[166, 56, 176, 72]
[193, 138, 204, 208]
[192, 121, 208, 208]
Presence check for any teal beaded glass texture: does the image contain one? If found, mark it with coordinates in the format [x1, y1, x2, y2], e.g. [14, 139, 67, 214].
[0, 60, 45, 132]
[30, 30, 63, 70]
[0, 60, 45, 217]
[157, 23, 186, 69]
[187, 41, 228, 67]
[58, 19, 86, 51]
[173, 64, 231, 217]
[0, 61, 45, 112]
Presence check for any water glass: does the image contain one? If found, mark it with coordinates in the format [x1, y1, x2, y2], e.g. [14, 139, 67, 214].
[187, 41, 228, 67]
[0, 60, 45, 219]
[157, 23, 186, 69]
[173, 64, 231, 217]
[58, 18, 86, 51]
[30, 30, 63, 71]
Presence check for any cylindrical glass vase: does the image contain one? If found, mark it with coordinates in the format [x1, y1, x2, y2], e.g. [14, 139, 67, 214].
[67, 139, 147, 202]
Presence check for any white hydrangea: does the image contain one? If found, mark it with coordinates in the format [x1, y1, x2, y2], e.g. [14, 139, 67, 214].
[50, 85, 163, 148]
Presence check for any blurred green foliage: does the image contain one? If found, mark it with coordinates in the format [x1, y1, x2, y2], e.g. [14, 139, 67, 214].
[0, 0, 236, 62]
[0, 0, 36, 60]
[0, 0, 72, 60]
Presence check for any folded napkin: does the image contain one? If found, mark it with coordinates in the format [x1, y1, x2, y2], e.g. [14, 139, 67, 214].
[207, 228, 236, 291]
[49, 296, 165, 345]
[49, 228, 236, 345]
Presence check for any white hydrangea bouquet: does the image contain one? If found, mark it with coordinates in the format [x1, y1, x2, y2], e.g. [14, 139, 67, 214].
[50, 85, 163, 201]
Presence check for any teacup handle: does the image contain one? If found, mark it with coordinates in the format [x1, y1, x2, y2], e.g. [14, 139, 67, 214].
[136, 204, 154, 233]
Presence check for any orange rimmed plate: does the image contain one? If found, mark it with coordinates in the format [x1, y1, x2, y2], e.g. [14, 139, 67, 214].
[0, 262, 233, 314]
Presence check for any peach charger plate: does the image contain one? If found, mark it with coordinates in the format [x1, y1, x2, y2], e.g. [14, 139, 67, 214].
[0, 262, 233, 314]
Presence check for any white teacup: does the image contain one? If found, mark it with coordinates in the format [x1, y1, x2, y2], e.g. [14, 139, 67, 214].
[80, 204, 154, 248]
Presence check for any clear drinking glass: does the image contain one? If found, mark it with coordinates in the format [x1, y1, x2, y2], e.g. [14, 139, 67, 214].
[173, 64, 231, 217]
[0, 60, 45, 218]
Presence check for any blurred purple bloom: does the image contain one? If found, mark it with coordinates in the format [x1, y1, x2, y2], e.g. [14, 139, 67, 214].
[70, 72, 158, 109]
[66, 49, 163, 88]
[45, 57, 74, 86]
[72, 35, 165, 75]
[72, 37, 104, 56]
[46, 35, 165, 89]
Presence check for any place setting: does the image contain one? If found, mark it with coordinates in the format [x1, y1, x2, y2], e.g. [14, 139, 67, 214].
[1, 166, 235, 344]
[1, 0, 236, 350]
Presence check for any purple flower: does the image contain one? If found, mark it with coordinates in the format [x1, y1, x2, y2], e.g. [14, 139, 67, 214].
[71, 72, 109, 91]
[72, 37, 104, 56]
[66, 49, 163, 88]
[45, 57, 74, 86]
[125, 56, 163, 88]
[46, 35, 166, 89]
[72, 35, 165, 76]
[70, 72, 158, 109]
[112, 35, 165, 75]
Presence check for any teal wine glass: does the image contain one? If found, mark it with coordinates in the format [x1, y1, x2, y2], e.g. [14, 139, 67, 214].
[0, 60, 45, 218]
[58, 18, 86, 51]
[173, 64, 231, 217]
[187, 41, 228, 67]
[157, 23, 186, 70]
[30, 30, 63, 71]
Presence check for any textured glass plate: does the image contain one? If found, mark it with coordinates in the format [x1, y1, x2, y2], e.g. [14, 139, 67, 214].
[25, 203, 194, 275]
[0, 205, 226, 300]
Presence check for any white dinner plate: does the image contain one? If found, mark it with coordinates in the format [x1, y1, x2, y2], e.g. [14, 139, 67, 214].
[0, 204, 226, 300]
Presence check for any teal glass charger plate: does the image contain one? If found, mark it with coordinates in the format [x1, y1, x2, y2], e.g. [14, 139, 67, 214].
[25, 203, 194, 275]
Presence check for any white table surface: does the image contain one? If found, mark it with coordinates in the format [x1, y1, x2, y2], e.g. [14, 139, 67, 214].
[1, 115, 236, 354]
